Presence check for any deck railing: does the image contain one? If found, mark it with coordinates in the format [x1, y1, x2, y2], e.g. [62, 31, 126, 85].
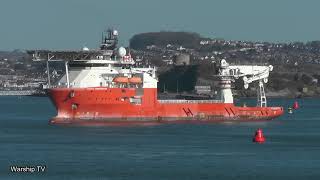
[158, 99, 222, 104]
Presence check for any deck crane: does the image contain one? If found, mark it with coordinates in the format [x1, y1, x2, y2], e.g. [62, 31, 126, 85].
[217, 59, 273, 107]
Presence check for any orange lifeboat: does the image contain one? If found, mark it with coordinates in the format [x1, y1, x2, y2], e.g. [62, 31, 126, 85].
[112, 77, 129, 83]
[128, 76, 142, 84]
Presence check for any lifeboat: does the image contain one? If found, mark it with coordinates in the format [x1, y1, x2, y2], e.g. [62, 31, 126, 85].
[112, 77, 129, 83]
[128, 76, 142, 84]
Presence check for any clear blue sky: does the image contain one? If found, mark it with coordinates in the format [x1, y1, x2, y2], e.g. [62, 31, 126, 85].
[0, 0, 319, 50]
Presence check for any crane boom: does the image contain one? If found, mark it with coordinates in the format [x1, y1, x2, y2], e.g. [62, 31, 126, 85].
[217, 59, 273, 107]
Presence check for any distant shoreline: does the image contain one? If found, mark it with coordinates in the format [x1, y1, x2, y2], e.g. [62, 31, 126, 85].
[0, 90, 35, 96]
[0, 90, 46, 96]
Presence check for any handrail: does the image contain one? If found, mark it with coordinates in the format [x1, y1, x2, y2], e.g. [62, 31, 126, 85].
[158, 99, 222, 104]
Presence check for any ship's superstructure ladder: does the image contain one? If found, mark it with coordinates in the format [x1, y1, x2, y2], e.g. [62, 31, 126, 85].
[257, 80, 267, 107]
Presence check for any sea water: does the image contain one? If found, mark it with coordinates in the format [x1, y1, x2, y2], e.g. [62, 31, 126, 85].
[0, 96, 319, 180]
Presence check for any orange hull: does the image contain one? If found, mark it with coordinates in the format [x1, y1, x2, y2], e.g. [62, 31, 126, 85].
[48, 88, 284, 125]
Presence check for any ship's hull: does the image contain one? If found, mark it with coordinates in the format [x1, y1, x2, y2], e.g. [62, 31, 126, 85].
[48, 88, 284, 125]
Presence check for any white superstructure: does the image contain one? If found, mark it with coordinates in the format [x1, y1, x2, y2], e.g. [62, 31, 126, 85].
[29, 29, 158, 89]
[58, 60, 157, 89]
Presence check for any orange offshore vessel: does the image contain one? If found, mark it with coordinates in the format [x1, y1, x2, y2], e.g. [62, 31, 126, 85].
[28, 29, 283, 125]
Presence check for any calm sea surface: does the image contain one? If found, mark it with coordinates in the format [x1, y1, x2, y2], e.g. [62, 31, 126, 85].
[0, 96, 319, 180]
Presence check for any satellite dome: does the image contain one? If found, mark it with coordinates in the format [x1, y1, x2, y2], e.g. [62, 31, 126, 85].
[82, 46, 89, 51]
[113, 30, 118, 36]
[118, 47, 126, 57]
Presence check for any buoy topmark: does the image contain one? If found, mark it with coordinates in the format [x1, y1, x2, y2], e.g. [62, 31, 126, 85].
[253, 128, 265, 143]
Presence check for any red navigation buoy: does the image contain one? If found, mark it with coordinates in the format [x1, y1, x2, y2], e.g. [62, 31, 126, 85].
[253, 128, 265, 143]
[293, 101, 299, 110]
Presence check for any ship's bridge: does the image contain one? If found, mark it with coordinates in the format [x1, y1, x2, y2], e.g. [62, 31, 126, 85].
[26, 49, 156, 89]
